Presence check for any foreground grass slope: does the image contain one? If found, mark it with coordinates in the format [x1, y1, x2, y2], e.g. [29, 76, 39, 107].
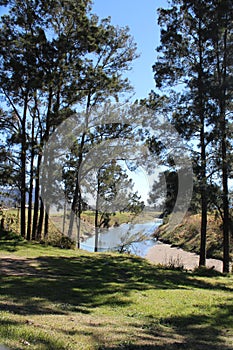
[0, 233, 233, 350]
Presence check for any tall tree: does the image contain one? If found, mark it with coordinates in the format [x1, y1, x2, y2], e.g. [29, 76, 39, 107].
[207, 0, 233, 272]
[154, 0, 233, 271]
[65, 21, 138, 240]
[0, 0, 138, 240]
[153, 0, 219, 267]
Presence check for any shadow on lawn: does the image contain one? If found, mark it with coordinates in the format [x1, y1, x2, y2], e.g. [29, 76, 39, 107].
[0, 252, 233, 349]
[96, 301, 233, 350]
[0, 253, 232, 315]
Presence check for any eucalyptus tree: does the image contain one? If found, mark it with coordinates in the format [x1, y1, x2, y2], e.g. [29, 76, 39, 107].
[154, 0, 233, 271]
[153, 0, 221, 267]
[0, 0, 137, 240]
[65, 20, 138, 240]
[206, 0, 233, 272]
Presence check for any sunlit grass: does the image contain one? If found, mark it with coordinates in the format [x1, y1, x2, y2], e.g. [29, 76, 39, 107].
[0, 236, 232, 349]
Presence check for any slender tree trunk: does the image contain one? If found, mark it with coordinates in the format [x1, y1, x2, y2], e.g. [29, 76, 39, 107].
[94, 178, 100, 252]
[32, 153, 42, 240]
[68, 93, 91, 242]
[222, 117, 230, 273]
[44, 204, 49, 239]
[20, 142, 27, 238]
[76, 192, 82, 249]
[222, 27, 230, 273]
[20, 92, 29, 238]
[76, 211, 81, 249]
[68, 179, 79, 238]
[62, 199, 67, 234]
[197, 18, 207, 267]
[199, 124, 207, 266]
[37, 197, 44, 240]
[27, 114, 35, 241]
[68, 132, 86, 239]
[217, 28, 230, 273]
[27, 155, 34, 240]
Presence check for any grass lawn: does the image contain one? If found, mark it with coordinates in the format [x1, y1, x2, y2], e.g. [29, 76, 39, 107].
[0, 234, 233, 349]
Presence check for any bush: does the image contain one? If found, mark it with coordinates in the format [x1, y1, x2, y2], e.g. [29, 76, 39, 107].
[44, 230, 75, 249]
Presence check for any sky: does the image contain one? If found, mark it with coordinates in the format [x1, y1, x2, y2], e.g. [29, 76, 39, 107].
[92, 0, 167, 100]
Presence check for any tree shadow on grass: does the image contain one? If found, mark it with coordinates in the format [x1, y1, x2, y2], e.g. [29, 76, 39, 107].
[0, 253, 232, 315]
[94, 301, 233, 350]
[0, 253, 233, 349]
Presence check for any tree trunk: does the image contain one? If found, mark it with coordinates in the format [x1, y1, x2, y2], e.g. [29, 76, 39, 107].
[20, 144, 26, 238]
[199, 124, 207, 266]
[218, 28, 230, 273]
[32, 153, 42, 240]
[62, 199, 67, 234]
[68, 94, 91, 241]
[68, 133, 86, 239]
[222, 127, 230, 273]
[94, 175, 100, 252]
[27, 115, 35, 241]
[44, 204, 49, 239]
[20, 92, 29, 238]
[197, 18, 207, 267]
[37, 197, 44, 240]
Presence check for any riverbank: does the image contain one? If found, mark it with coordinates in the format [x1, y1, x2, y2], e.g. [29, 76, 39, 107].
[153, 213, 233, 263]
[146, 241, 223, 272]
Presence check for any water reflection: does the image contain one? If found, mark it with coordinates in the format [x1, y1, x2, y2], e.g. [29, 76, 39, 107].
[80, 219, 162, 257]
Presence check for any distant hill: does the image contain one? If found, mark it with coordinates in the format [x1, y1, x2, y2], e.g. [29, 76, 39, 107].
[0, 187, 20, 208]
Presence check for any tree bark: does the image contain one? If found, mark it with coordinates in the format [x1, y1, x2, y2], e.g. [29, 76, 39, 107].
[32, 153, 42, 240]
[26, 113, 35, 241]
[20, 91, 29, 238]
[37, 197, 44, 240]
[197, 17, 207, 267]
[94, 176, 100, 252]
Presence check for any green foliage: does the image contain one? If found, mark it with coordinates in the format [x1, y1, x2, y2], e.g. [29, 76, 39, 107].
[48, 234, 75, 249]
[0, 0, 138, 240]
[0, 209, 19, 233]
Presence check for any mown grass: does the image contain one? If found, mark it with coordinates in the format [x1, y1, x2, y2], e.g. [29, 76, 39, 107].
[0, 233, 233, 350]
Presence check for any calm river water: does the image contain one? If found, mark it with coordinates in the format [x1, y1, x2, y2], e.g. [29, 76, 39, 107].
[80, 219, 163, 257]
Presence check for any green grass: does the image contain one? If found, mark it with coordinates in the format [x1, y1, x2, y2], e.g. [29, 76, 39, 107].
[0, 234, 233, 349]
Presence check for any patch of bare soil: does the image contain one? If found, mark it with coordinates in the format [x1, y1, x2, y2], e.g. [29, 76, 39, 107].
[0, 256, 43, 276]
[146, 241, 223, 272]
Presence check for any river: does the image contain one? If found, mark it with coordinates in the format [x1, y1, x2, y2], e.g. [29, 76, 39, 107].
[80, 219, 163, 257]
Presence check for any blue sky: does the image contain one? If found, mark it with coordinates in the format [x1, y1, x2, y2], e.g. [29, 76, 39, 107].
[92, 0, 167, 100]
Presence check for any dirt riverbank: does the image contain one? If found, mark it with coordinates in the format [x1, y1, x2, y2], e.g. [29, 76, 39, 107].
[146, 241, 223, 272]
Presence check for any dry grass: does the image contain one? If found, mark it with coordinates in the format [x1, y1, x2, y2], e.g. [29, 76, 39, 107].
[156, 213, 232, 261]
